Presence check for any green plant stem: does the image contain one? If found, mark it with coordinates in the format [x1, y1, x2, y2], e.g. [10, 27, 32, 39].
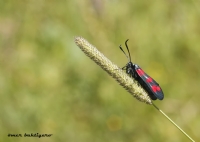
[152, 103, 195, 142]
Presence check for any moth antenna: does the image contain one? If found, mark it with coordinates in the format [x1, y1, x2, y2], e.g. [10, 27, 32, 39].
[119, 45, 129, 61]
[125, 39, 131, 62]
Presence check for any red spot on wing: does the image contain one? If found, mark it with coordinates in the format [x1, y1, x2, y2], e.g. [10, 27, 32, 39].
[136, 68, 145, 76]
[146, 77, 153, 83]
[151, 85, 161, 93]
[156, 86, 161, 91]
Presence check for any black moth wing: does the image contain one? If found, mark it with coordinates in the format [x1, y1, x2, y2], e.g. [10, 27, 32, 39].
[134, 65, 164, 100]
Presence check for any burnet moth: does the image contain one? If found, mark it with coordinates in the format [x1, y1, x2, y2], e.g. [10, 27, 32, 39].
[119, 39, 164, 100]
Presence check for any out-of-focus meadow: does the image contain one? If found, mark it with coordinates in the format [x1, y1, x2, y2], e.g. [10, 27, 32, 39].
[0, 0, 200, 142]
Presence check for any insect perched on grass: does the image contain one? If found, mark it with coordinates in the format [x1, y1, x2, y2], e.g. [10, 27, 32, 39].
[119, 39, 164, 100]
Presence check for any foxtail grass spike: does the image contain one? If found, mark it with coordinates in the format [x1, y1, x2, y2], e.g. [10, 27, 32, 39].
[75, 36, 152, 104]
[75, 37, 195, 141]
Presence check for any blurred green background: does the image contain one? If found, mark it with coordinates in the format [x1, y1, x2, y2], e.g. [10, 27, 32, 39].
[0, 0, 199, 142]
